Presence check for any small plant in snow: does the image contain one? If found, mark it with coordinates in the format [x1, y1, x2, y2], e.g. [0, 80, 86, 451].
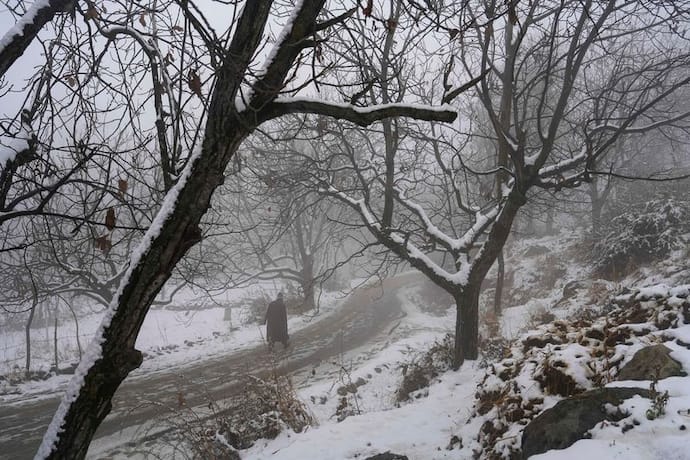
[147, 367, 313, 458]
[329, 360, 364, 422]
[646, 378, 670, 421]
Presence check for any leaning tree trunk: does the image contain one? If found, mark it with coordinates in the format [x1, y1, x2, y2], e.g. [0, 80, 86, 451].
[38, 133, 250, 459]
[493, 250, 505, 317]
[34, 1, 288, 455]
[36, 59, 261, 460]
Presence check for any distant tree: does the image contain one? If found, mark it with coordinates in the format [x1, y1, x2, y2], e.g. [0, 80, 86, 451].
[226, 132, 369, 311]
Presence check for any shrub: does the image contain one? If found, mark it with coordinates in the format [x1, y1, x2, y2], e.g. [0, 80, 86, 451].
[151, 370, 314, 458]
[592, 199, 689, 279]
[396, 334, 454, 402]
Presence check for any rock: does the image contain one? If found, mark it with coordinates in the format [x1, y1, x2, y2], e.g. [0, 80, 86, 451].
[446, 434, 462, 450]
[364, 453, 408, 460]
[521, 387, 649, 459]
[562, 280, 587, 300]
[617, 344, 686, 381]
[522, 334, 562, 352]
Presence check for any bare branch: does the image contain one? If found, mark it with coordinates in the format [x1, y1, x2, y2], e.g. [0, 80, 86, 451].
[262, 98, 457, 126]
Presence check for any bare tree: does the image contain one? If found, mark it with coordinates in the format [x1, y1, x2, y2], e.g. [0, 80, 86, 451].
[309, 0, 690, 369]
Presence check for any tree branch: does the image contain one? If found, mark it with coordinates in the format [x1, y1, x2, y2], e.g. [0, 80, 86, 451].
[262, 98, 457, 126]
[0, 0, 75, 78]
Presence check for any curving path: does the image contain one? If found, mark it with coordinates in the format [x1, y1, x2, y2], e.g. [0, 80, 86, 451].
[0, 272, 424, 459]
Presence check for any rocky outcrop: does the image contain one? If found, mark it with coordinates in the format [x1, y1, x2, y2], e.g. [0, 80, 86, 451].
[617, 344, 686, 381]
[521, 387, 649, 459]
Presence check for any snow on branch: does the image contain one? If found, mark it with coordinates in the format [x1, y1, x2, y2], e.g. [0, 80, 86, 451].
[263, 97, 458, 126]
[0, 0, 74, 78]
[0, 135, 31, 168]
[587, 109, 690, 135]
[393, 189, 459, 251]
[456, 205, 501, 251]
[323, 185, 472, 287]
[538, 149, 587, 178]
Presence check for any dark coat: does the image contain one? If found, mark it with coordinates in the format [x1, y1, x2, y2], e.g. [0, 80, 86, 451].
[264, 297, 288, 345]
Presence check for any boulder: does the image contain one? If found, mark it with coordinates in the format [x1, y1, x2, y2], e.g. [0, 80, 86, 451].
[521, 387, 649, 459]
[617, 344, 686, 381]
[364, 453, 408, 460]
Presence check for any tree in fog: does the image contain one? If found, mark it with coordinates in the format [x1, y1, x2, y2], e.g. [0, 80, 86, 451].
[308, 0, 690, 368]
[214, 139, 355, 312]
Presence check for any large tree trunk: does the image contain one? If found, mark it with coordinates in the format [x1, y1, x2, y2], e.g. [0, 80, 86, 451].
[451, 189, 526, 368]
[493, 250, 505, 317]
[452, 283, 481, 369]
[39, 137, 245, 459]
[37, 72, 252, 458]
[36, 1, 285, 455]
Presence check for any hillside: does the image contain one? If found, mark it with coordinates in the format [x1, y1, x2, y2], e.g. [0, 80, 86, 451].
[236, 230, 690, 460]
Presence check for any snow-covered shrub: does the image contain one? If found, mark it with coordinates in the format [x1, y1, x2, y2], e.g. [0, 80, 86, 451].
[154, 370, 314, 457]
[396, 334, 454, 402]
[592, 199, 689, 279]
[232, 372, 314, 443]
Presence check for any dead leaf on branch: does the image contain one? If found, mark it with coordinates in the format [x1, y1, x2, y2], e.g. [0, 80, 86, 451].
[187, 70, 203, 99]
[117, 179, 128, 197]
[105, 207, 116, 231]
[85, 6, 100, 20]
[172, 25, 184, 33]
[95, 235, 112, 253]
[363, 0, 373, 17]
[139, 12, 147, 27]
[385, 18, 398, 31]
[449, 28, 460, 40]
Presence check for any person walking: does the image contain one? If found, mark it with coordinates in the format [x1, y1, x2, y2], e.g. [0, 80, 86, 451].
[264, 292, 289, 350]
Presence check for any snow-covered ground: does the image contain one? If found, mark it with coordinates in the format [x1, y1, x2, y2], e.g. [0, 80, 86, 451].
[6, 231, 690, 460]
[239, 234, 690, 460]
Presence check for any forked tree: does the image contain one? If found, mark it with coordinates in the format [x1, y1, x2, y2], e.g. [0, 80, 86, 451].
[308, 0, 690, 368]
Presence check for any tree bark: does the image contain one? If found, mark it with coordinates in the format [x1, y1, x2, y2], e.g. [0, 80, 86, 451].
[493, 250, 505, 317]
[300, 254, 315, 311]
[452, 283, 481, 369]
[451, 189, 526, 367]
[24, 295, 37, 378]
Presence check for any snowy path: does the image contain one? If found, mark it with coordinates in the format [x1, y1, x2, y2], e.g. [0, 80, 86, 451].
[0, 273, 421, 460]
